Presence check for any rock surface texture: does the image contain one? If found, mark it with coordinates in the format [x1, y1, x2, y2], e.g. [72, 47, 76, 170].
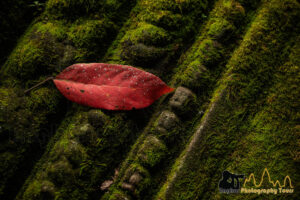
[0, 0, 299, 200]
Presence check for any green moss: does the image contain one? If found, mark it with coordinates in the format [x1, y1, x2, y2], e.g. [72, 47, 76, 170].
[54, 139, 87, 168]
[106, 0, 213, 68]
[26, 87, 61, 113]
[121, 42, 167, 66]
[19, 106, 145, 200]
[3, 0, 298, 200]
[23, 180, 43, 200]
[45, 0, 135, 22]
[23, 180, 56, 200]
[117, 21, 173, 65]
[45, 0, 98, 19]
[1, 28, 67, 82]
[67, 19, 115, 58]
[20, 110, 87, 199]
[121, 22, 172, 47]
[47, 157, 75, 186]
[0, 88, 14, 112]
[136, 135, 167, 168]
[0, 86, 62, 143]
[215, 0, 245, 23]
[158, 0, 300, 199]
[174, 59, 210, 89]
[196, 39, 223, 67]
[1, 0, 134, 82]
[171, 0, 245, 91]
[0, 0, 137, 199]
[106, 190, 131, 200]
[34, 21, 68, 41]
[5, 40, 44, 80]
[208, 18, 235, 40]
[69, 19, 107, 47]
[143, 10, 183, 31]
[214, 47, 300, 199]
[120, 163, 151, 197]
[0, 86, 64, 198]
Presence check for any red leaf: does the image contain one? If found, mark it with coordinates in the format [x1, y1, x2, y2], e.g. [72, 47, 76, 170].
[53, 63, 174, 110]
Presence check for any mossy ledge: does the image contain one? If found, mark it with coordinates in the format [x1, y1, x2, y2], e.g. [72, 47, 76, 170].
[0, 0, 298, 199]
[18, 0, 215, 199]
[156, 0, 300, 199]
[101, 0, 262, 199]
[0, 0, 136, 199]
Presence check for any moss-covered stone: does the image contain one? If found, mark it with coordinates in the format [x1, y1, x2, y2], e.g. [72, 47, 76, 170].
[54, 139, 86, 167]
[71, 123, 97, 146]
[121, 42, 167, 66]
[121, 22, 172, 47]
[122, 163, 151, 197]
[68, 19, 115, 58]
[157, 0, 300, 199]
[1, 0, 298, 200]
[208, 18, 236, 41]
[196, 39, 223, 68]
[2, 32, 64, 82]
[106, 0, 213, 70]
[47, 157, 75, 186]
[169, 86, 197, 116]
[136, 135, 167, 168]
[0, 0, 137, 199]
[87, 109, 107, 128]
[216, 0, 246, 24]
[23, 180, 56, 200]
[106, 190, 131, 200]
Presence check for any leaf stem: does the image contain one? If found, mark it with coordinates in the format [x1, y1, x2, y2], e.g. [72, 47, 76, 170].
[24, 76, 54, 94]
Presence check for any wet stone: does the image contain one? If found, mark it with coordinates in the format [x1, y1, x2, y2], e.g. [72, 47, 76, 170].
[156, 110, 179, 132]
[169, 87, 196, 115]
